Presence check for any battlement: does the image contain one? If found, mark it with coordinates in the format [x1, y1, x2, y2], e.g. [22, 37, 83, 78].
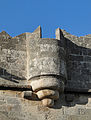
[0, 26, 91, 92]
[0, 26, 91, 119]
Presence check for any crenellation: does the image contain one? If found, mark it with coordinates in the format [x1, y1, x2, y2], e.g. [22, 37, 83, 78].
[0, 26, 91, 120]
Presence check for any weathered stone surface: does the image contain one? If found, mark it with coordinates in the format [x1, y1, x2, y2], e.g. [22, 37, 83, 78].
[36, 89, 59, 100]
[55, 28, 63, 40]
[41, 98, 54, 107]
[0, 26, 91, 119]
[30, 77, 63, 91]
[62, 30, 91, 92]
[28, 38, 67, 79]
[0, 91, 91, 120]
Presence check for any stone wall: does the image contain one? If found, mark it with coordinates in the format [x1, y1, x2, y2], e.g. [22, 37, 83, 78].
[0, 26, 91, 120]
[0, 90, 91, 120]
[0, 31, 27, 85]
[62, 30, 91, 92]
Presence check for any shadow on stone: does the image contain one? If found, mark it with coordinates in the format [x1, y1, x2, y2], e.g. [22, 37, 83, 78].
[0, 67, 25, 83]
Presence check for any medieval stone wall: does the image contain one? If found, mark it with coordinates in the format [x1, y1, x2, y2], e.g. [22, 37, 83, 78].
[62, 30, 91, 92]
[0, 26, 91, 120]
[0, 90, 91, 120]
[0, 31, 27, 85]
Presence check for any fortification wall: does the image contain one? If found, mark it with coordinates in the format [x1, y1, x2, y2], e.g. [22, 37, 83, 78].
[0, 26, 91, 120]
[0, 31, 27, 85]
[0, 90, 91, 120]
[62, 30, 91, 92]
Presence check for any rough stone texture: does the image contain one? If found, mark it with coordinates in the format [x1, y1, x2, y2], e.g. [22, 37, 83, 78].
[28, 38, 66, 79]
[42, 98, 54, 107]
[0, 90, 91, 120]
[30, 77, 63, 91]
[61, 30, 91, 92]
[36, 89, 59, 100]
[0, 31, 27, 85]
[0, 26, 91, 119]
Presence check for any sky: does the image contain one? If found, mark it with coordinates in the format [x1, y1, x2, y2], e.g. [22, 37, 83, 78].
[0, 0, 91, 38]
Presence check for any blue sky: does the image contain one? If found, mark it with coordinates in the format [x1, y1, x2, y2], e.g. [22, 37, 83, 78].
[0, 0, 91, 38]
